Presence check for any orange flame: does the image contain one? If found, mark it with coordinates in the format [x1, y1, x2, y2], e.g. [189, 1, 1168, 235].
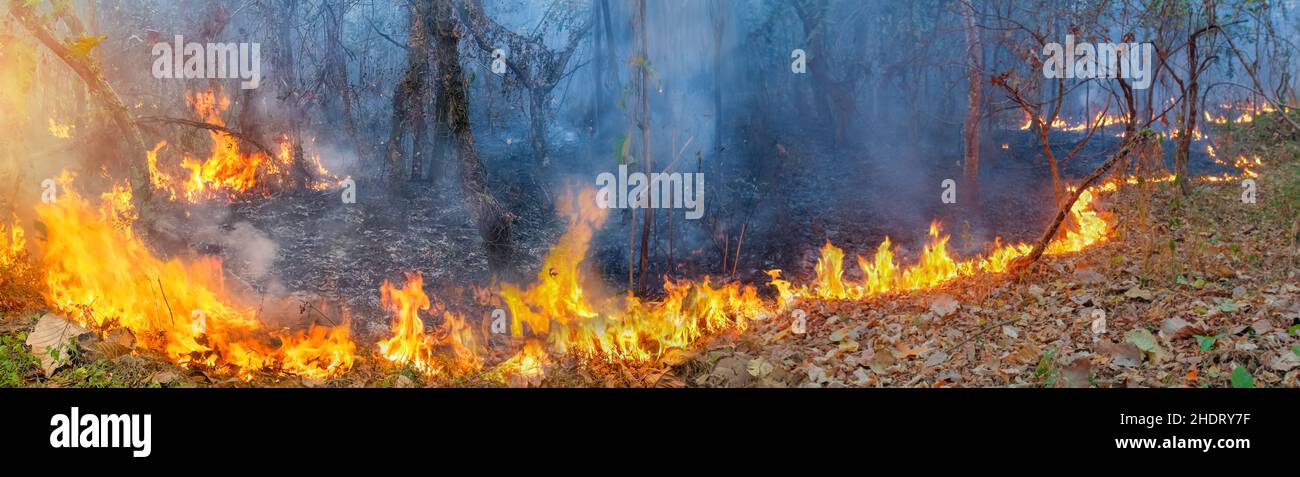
[798, 190, 1107, 301]
[376, 272, 483, 377]
[34, 174, 355, 380]
[498, 187, 764, 371]
[147, 89, 342, 202]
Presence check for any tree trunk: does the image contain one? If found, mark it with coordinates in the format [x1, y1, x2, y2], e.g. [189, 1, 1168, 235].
[529, 89, 550, 166]
[385, 4, 430, 189]
[8, 0, 152, 210]
[431, 0, 513, 271]
[712, 0, 726, 149]
[959, 1, 982, 210]
[1175, 25, 1199, 197]
[635, 0, 652, 291]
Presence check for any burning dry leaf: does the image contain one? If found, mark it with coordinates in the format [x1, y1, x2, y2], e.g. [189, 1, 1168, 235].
[25, 313, 90, 377]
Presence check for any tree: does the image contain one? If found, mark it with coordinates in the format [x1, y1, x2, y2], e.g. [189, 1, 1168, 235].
[458, 0, 593, 167]
[384, 1, 431, 188]
[7, 0, 152, 212]
[430, 0, 515, 271]
[959, 0, 982, 209]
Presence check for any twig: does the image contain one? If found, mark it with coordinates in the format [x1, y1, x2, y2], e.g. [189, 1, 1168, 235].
[156, 278, 175, 328]
[943, 315, 1021, 354]
[135, 116, 277, 157]
[302, 301, 339, 327]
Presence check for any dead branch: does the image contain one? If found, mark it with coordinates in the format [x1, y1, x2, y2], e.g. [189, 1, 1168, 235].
[1008, 136, 1141, 273]
[135, 116, 277, 157]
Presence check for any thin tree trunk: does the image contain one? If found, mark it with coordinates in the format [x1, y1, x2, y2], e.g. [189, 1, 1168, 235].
[386, 4, 430, 189]
[8, 0, 152, 210]
[1176, 24, 1199, 197]
[635, 0, 652, 291]
[959, 1, 982, 210]
[431, 0, 513, 271]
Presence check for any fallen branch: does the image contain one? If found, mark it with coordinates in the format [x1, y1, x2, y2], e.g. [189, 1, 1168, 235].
[1008, 135, 1141, 273]
[135, 116, 277, 157]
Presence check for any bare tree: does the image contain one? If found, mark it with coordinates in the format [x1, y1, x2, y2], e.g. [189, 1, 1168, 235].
[458, 0, 593, 167]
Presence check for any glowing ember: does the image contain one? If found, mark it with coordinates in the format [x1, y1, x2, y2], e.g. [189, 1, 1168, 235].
[47, 118, 73, 138]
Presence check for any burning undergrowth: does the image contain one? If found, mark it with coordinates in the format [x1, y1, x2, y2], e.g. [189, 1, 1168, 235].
[0, 110, 1272, 387]
[31, 173, 356, 380]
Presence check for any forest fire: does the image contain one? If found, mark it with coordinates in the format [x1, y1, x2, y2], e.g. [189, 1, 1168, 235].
[498, 187, 765, 363]
[795, 186, 1107, 302]
[0, 218, 24, 268]
[377, 273, 483, 376]
[146, 89, 342, 202]
[33, 175, 356, 380]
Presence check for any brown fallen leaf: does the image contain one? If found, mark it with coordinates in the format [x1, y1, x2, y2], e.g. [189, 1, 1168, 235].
[25, 314, 91, 377]
[1098, 340, 1143, 367]
[929, 294, 960, 317]
[1061, 357, 1091, 388]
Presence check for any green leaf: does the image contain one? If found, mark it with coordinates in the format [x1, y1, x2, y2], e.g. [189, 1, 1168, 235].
[1125, 328, 1158, 353]
[1218, 300, 1240, 313]
[1194, 334, 1219, 351]
[1230, 366, 1254, 388]
[1292, 345, 1300, 358]
[1176, 275, 1188, 285]
[1287, 323, 1299, 335]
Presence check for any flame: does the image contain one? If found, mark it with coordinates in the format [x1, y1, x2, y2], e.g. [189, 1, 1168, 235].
[800, 191, 1107, 300]
[498, 339, 551, 386]
[98, 182, 137, 232]
[0, 216, 24, 268]
[34, 175, 355, 379]
[498, 187, 764, 368]
[376, 272, 483, 377]
[147, 89, 343, 202]
[47, 118, 73, 139]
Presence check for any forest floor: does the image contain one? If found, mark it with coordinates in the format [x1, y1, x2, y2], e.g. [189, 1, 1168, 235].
[1, 117, 1296, 388]
[682, 120, 1300, 389]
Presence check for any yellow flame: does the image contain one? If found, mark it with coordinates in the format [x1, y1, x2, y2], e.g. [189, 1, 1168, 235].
[376, 272, 483, 377]
[35, 175, 355, 379]
[47, 118, 73, 139]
